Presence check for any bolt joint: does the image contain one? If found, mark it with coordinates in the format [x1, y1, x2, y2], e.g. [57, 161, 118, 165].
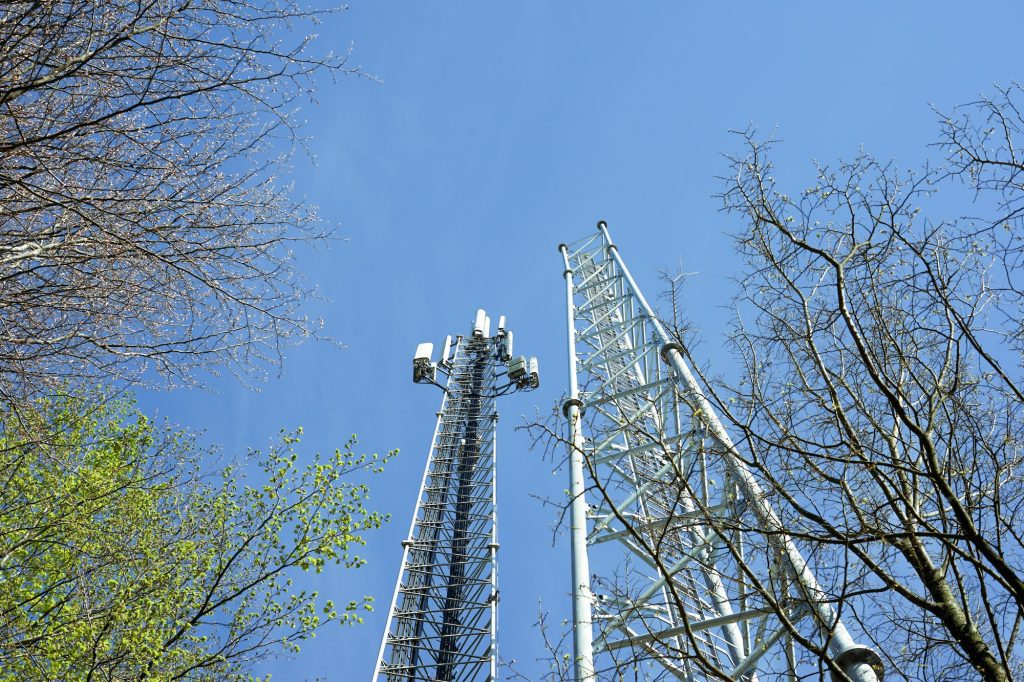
[830, 645, 885, 682]
[659, 341, 684, 363]
[562, 397, 585, 418]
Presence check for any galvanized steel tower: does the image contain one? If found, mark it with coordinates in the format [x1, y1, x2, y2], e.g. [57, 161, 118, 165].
[558, 223, 883, 682]
[373, 310, 538, 682]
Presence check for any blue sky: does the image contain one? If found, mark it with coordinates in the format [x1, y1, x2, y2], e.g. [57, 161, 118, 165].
[136, 2, 1024, 679]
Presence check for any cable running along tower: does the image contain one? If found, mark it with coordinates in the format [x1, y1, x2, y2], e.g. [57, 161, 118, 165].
[558, 223, 883, 681]
[373, 310, 538, 682]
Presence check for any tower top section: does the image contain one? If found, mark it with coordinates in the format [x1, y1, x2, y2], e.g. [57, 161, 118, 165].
[412, 308, 539, 393]
[374, 308, 538, 682]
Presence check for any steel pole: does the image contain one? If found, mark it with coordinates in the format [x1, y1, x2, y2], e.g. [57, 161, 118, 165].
[559, 243, 596, 682]
[596, 221, 881, 682]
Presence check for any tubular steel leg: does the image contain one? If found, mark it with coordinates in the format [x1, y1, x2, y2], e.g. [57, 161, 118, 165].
[560, 243, 597, 682]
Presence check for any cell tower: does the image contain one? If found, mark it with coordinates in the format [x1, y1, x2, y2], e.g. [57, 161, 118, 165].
[373, 310, 538, 682]
[558, 223, 884, 681]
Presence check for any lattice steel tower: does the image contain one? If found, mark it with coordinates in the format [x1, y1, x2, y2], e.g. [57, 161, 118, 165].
[558, 223, 884, 681]
[373, 310, 538, 682]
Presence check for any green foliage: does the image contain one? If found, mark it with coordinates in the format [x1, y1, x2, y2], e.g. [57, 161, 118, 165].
[0, 395, 392, 681]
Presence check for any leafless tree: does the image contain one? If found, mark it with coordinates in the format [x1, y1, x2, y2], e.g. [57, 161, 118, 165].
[702, 83, 1024, 680]
[0, 0, 364, 402]
[504, 604, 574, 682]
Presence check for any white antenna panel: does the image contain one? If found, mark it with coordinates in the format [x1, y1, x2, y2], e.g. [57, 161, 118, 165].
[441, 335, 452, 366]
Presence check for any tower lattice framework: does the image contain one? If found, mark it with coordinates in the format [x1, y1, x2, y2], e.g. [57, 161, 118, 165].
[558, 223, 884, 682]
[373, 311, 537, 682]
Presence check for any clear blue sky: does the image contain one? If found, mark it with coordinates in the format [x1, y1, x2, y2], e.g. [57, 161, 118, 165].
[136, 2, 1024, 679]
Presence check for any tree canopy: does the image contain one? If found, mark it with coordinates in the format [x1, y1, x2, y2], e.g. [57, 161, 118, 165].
[0, 395, 391, 680]
[0, 1, 362, 402]
[0, 4, 390, 679]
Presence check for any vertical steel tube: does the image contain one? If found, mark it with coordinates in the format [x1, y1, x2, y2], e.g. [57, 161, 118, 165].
[596, 222, 880, 682]
[559, 243, 596, 682]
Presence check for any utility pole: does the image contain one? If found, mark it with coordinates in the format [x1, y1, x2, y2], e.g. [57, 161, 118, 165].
[373, 310, 538, 682]
[558, 223, 883, 682]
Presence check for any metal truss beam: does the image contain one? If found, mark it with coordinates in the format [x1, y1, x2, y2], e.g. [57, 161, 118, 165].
[558, 223, 884, 682]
